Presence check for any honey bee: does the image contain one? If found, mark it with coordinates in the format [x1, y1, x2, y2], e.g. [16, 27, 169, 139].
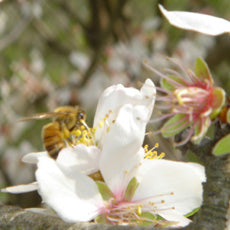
[20, 106, 86, 159]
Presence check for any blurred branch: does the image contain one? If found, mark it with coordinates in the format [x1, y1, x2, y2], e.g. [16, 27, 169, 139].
[0, 205, 168, 230]
[79, 0, 130, 87]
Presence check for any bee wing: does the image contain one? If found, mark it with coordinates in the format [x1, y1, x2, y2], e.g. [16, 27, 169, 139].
[18, 112, 69, 122]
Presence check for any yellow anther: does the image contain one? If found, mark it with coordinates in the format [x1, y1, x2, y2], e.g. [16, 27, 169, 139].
[109, 110, 113, 113]
[82, 130, 87, 136]
[154, 142, 159, 148]
[72, 129, 81, 137]
[106, 113, 109, 118]
[137, 206, 142, 216]
[80, 125, 85, 130]
[112, 120, 116, 124]
[170, 192, 174, 195]
[125, 170, 129, 174]
[103, 117, 107, 121]
[159, 152, 165, 158]
[161, 200, 165, 203]
[106, 127, 110, 133]
[99, 121, 104, 128]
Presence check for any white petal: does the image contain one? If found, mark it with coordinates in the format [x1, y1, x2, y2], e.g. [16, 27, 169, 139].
[99, 104, 147, 196]
[36, 157, 103, 223]
[94, 79, 156, 144]
[56, 144, 101, 176]
[158, 209, 191, 227]
[22, 151, 49, 164]
[159, 4, 230, 36]
[133, 159, 205, 217]
[1, 182, 38, 194]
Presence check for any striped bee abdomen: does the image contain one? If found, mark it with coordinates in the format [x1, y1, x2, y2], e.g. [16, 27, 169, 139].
[42, 122, 66, 159]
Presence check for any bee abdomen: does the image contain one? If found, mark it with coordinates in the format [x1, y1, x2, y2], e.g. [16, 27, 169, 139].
[42, 122, 65, 159]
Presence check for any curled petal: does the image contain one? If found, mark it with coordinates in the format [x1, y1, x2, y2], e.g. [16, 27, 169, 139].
[36, 157, 103, 223]
[94, 79, 156, 144]
[159, 4, 230, 36]
[56, 144, 101, 176]
[1, 182, 38, 194]
[22, 151, 49, 164]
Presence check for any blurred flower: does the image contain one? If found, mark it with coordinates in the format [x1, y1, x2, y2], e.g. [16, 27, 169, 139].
[146, 58, 225, 145]
[159, 4, 230, 36]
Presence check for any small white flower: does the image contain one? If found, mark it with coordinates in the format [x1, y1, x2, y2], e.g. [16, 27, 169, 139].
[159, 4, 230, 36]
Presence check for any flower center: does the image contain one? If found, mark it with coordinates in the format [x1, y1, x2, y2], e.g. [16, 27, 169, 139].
[173, 86, 213, 119]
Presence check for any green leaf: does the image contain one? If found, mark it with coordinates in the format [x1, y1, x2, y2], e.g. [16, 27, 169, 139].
[96, 181, 113, 201]
[124, 177, 139, 201]
[213, 134, 230, 156]
[185, 207, 200, 217]
[161, 76, 186, 92]
[161, 114, 190, 137]
[194, 58, 213, 83]
[210, 87, 226, 119]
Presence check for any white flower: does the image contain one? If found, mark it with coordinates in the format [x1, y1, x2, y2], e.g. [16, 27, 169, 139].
[35, 117, 206, 227]
[2, 79, 156, 193]
[159, 4, 230, 36]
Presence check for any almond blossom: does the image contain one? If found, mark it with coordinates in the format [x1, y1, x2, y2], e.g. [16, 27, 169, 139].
[145, 58, 225, 145]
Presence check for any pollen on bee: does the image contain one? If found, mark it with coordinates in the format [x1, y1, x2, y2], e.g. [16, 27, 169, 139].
[72, 129, 81, 137]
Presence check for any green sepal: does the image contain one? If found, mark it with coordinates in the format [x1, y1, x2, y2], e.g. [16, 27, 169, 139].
[192, 118, 210, 144]
[124, 177, 139, 201]
[161, 114, 190, 138]
[185, 207, 200, 217]
[213, 134, 230, 156]
[210, 87, 226, 119]
[96, 181, 113, 201]
[194, 57, 213, 84]
[161, 76, 186, 92]
[95, 214, 107, 224]
[138, 212, 159, 226]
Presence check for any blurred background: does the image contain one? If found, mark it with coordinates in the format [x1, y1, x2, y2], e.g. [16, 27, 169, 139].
[0, 0, 230, 208]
